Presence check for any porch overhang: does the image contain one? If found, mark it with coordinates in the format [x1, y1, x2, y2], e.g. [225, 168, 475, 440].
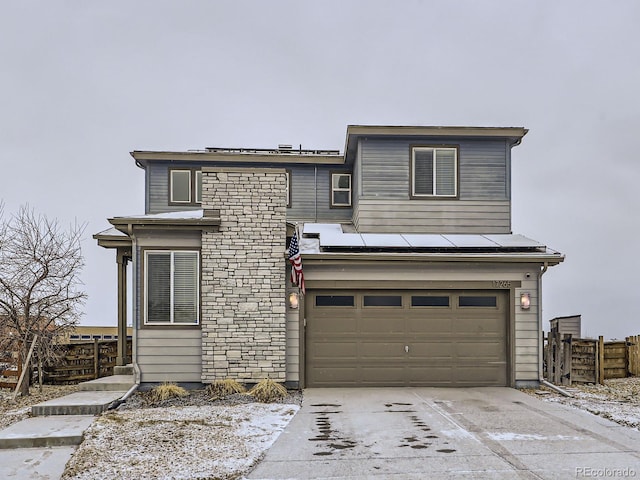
[108, 209, 220, 235]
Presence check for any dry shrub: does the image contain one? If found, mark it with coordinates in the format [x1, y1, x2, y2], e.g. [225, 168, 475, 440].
[206, 379, 246, 399]
[249, 378, 288, 403]
[149, 383, 188, 402]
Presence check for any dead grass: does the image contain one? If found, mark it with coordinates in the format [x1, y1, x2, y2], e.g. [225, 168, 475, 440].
[249, 378, 288, 403]
[0, 384, 79, 430]
[206, 379, 246, 399]
[148, 383, 189, 402]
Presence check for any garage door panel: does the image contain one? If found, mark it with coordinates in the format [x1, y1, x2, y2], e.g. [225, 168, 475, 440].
[407, 317, 454, 333]
[306, 289, 509, 387]
[360, 341, 406, 359]
[309, 367, 358, 386]
[456, 341, 504, 359]
[361, 367, 407, 385]
[308, 341, 358, 359]
[455, 365, 507, 385]
[407, 341, 455, 359]
[312, 317, 358, 333]
[361, 316, 404, 333]
[407, 366, 454, 384]
[454, 317, 504, 334]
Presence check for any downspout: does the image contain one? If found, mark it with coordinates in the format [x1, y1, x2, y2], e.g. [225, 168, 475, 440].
[128, 223, 141, 388]
[314, 165, 318, 222]
[536, 262, 572, 396]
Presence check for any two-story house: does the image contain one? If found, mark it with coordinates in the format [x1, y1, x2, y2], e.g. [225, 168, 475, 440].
[94, 125, 564, 389]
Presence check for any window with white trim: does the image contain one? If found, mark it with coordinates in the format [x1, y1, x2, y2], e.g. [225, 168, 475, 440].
[145, 251, 199, 325]
[170, 169, 202, 204]
[331, 173, 352, 207]
[411, 147, 458, 197]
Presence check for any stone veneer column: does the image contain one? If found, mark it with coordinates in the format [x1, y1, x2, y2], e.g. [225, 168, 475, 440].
[201, 167, 287, 383]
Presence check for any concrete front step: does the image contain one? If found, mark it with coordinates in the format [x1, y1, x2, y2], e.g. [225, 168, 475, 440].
[78, 374, 135, 392]
[114, 365, 134, 375]
[0, 416, 95, 449]
[0, 446, 76, 479]
[31, 391, 127, 416]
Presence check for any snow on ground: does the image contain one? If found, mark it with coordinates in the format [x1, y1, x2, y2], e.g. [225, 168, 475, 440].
[62, 403, 299, 480]
[0, 384, 79, 430]
[527, 377, 640, 431]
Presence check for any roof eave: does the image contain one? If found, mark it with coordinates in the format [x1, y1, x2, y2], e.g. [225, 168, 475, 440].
[344, 125, 528, 163]
[131, 150, 345, 167]
[108, 216, 220, 234]
[302, 251, 564, 265]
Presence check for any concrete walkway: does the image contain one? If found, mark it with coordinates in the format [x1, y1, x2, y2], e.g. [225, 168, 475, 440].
[248, 387, 640, 479]
[0, 374, 134, 480]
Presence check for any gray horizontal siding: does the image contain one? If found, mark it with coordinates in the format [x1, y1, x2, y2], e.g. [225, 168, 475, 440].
[354, 199, 511, 234]
[289, 166, 352, 223]
[147, 161, 352, 223]
[359, 137, 509, 201]
[147, 163, 201, 215]
[137, 328, 202, 383]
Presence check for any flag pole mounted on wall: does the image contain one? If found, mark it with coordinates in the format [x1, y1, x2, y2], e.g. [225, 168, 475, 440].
[288, 223, 305, 295]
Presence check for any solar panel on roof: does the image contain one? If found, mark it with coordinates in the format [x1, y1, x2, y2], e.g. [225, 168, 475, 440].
[361, 234, 410, 247]
[441, 235, 500, 247]
[484, 234, 544, 248]
[401, 234, 455, 248]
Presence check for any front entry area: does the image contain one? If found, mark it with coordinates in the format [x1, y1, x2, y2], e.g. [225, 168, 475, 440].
[305, 290, 509, 387]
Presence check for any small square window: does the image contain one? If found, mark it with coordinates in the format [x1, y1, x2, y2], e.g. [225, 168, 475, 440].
[331, 173, 352, 207]
[169, 169, 202, 205]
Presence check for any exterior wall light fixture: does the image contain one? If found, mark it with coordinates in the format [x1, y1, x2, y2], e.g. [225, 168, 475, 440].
[520, 292, 531, 310]
[288, 291, 299, 309]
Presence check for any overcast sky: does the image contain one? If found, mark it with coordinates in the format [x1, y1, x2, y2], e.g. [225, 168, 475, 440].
[1, 1, 638, 340]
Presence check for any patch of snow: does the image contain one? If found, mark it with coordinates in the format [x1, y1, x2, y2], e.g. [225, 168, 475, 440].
[62, 403, 299, 480]
[487, 432, 583, 441]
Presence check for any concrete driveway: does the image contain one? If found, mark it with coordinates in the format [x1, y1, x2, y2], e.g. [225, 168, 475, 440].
[248, 387, 640, 479]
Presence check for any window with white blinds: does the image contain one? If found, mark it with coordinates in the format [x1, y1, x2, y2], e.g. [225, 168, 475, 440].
[145, 251, 199, 325]
[411, 147, 458, 197]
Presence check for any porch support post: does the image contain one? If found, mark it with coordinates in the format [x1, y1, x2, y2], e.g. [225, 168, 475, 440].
[116, 248, 131, 366]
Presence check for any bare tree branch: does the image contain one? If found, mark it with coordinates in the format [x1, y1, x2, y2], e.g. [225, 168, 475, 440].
[0, 204, 87, 395]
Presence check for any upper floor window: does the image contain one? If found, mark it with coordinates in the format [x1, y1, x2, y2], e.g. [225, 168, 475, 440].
[170, 169, 202, 205]
[411, 147, 458, 198]
[331, 173, 352, 207]
[145, 250, 199, 325]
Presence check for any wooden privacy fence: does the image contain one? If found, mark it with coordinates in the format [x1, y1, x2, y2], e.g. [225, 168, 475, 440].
[0, 353, 21, 389]
[42, 339, 132, 384]
[544, 333, 640, 386]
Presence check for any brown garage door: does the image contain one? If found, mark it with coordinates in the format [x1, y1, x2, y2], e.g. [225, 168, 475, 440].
[306, 290, 508, 387]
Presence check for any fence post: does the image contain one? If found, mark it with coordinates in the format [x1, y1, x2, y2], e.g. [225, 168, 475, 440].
[594, 338, 600, 384]
[635, 334, 639, 376]
[626, 335, 639, 377]
[598, 336, 605, 384]
[562, 334, 572, 386]
[553, 330, 561, 385]
[93, 339, 99, 379]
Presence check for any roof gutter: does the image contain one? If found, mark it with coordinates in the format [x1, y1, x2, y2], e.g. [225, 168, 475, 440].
[302, 252, 564, 265]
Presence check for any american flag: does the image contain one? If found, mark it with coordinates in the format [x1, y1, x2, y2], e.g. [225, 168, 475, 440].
[288, 230, 305, 294]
